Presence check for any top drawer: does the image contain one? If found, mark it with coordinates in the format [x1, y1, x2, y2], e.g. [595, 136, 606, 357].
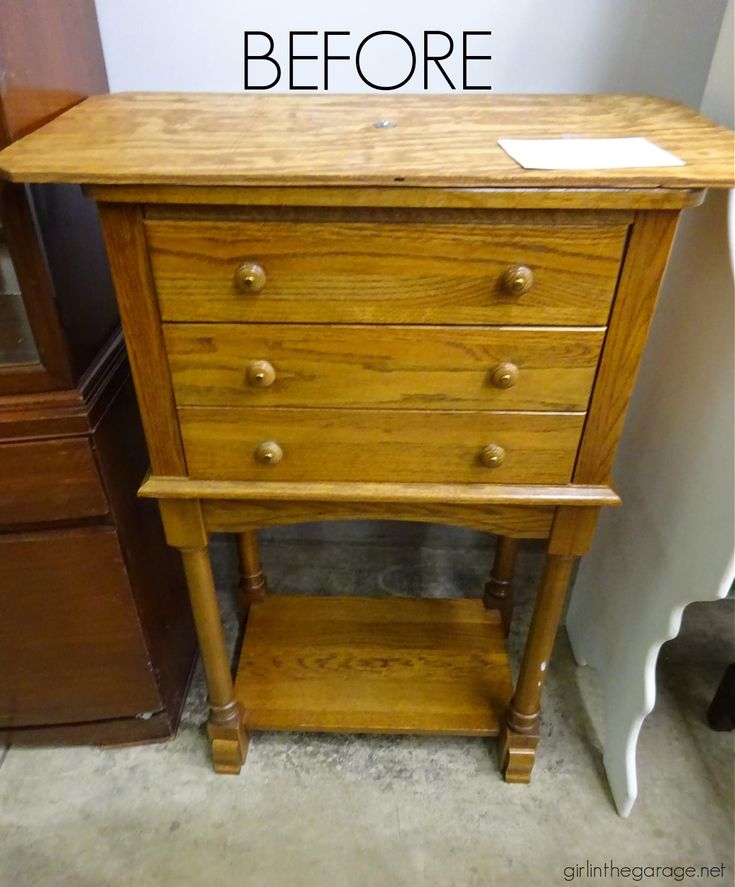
[146, 217, 628, 325]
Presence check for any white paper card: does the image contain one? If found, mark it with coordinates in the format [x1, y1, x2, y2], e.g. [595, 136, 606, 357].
[497, 137, 685, 170]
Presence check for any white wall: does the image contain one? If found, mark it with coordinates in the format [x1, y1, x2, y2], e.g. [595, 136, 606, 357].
[95, 0, 727, 105]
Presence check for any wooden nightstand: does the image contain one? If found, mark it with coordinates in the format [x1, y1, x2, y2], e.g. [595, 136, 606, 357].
[1, 93, 731, 780]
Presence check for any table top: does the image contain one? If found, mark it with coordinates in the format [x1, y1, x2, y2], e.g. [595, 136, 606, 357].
[0, 92, 732, 190]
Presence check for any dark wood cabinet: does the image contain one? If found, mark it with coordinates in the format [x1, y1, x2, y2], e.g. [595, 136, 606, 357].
[0, 527, 163, 726]
[0, 0, 196, 744]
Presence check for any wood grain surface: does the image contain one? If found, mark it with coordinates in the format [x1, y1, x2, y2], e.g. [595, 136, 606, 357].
[139, 475, 621, 507]
[200, 497, 555, 538]
[0, 0, 108, 144]
[149, 218, 626, 326]
[97, 203, 188, 476]
[178, 406, 585, 484]
[236, 596, 514, 735]
[0, 93, 732, 188]
[165, 323, 605, 412]
[0, 527, 162, 727]
[88, 184, 706, 210]
[0, 436, 107, 526]
[0, 711, 175, 747]
[573, 210, 680, 483]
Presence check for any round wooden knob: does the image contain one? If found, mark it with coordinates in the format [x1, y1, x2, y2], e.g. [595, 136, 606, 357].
[480, 444, 506, 469]
[254, 440, 283, 465]
[234, 262, 266, 294]
[501, 265, 534, 295]
[246, 360, 276, 388]
[491, 362, 519, 389]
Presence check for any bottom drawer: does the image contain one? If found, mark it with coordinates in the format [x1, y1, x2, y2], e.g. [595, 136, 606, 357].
[179, 407, 585, 484]
[0, 527, 162, 727]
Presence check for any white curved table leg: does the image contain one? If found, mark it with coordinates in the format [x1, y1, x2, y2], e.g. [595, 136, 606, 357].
[567, 171, 734, 815]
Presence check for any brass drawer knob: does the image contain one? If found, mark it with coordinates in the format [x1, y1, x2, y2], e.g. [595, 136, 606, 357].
[491, 362, 519, 389]
[480, 444, 506, 469]
[501, 265, 534, 295]
[254, 440, 283, 465]
[247, 359, 276, 388]
[234, 261, 266, 294]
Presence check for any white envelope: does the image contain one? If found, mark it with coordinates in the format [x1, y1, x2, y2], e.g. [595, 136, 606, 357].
[497, 136, 685, 170]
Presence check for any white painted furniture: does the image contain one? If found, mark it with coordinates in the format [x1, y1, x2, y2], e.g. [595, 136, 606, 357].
[566, 0, 734, 817]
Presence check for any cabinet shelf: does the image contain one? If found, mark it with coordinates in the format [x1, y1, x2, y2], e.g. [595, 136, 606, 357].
[236, 595, 513, 736]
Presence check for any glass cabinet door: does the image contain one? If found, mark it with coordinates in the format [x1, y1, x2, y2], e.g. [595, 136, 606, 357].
[0, 183, 73, 394]
[0, 217, 40, 367]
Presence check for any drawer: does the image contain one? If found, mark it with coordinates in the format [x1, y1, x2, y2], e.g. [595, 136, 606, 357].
[179, 407, 585, 484]
[0, 527, 162, 726]
[165, 323, 605, 412]
[147, 219, 627, 325]
[0, 436, 108, 526]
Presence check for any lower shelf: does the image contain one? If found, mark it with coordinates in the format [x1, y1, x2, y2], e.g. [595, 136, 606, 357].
[235, 595, 513, 736]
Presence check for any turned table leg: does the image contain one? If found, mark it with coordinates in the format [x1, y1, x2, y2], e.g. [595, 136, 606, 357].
[498, 553, 575, 783]
[181, 545, 249, 774]
[483, 536, 518, 636]
[237, 529, 268, 612]
[159, 499, 248, 774]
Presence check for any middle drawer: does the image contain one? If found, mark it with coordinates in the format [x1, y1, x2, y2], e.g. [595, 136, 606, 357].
[165, 324, 604, 412]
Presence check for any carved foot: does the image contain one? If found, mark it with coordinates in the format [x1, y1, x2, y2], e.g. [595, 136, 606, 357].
[208, 700, 249, 775]
[497, 714, 539, 784]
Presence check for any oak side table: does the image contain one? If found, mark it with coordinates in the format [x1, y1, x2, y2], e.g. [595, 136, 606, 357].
[1, 94, 731, 781]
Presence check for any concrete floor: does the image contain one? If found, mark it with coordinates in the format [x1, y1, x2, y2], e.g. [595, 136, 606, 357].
[1, 522, 733, 886]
